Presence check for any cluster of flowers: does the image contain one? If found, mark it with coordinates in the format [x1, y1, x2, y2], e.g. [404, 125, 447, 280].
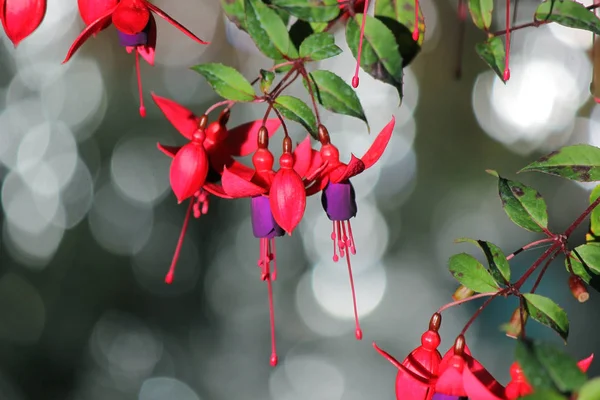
[151, 93, 395, 366]
[374, 313, 594, 400]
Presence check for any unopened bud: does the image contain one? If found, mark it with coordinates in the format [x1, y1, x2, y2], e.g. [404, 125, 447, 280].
[318, 124, 330, 145]
[569, 275, 590, 303]
[429, 312, 442, 332]
[452, 285, 475, 301]
[282, 136, 292, 153]
[453, 334, 465, 355]
[198, 114, 208, 129]
[504, 307, 527, 339]
[257, 126, 269, 148]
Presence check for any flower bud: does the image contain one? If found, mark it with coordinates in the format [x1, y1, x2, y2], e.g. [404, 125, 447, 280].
[452, 285, 475, 301]
[504, 307, 527, 339]
[569, 275, 590, 303]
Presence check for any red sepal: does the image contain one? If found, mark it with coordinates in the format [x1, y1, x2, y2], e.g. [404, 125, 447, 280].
[144, 0, 209, 45]
[112, 0, 150, 35]
[221, 167, 266, 198]
[270, 167, 306, 234]
[435, 354, 467, 396]
[77, 0, 117, 26]
[293, 136, 313, 177]
[203, 182, 233, 199]
[169, 142, 209, 203]
[225, 118, 281, 157]
[361, 115, 395, 170]
[1, 0, 46, 47]
[330, 154, 365, 183]
[305, 176, 329, 196]
[63, 5, 117, 63]
[151, 93, 199, 140]
[462, 356, 506, 400]
[578, 354, 594, 372]
[157, 143, 181, 158]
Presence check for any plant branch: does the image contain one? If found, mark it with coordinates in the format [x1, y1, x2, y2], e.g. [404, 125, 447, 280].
[298, 66, 321, 125]
[530, 250, 561, 294]
[460, 293, 501, 335]
[437, 291, 499, 314]
[506, 238, 555, 261]
[514, 242, 562, 289]
[564, 195, 600, 238]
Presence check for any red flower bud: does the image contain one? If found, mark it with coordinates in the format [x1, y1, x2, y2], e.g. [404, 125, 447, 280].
[569, 275, 590, 303]
[504, 307, 527, 339]
[452, 285, 475, 301]
[169, 142, 209, 203]
[1, 0, 46, 47]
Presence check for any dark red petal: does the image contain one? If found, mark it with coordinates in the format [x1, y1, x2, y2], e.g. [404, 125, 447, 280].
[203, 182, 233, 199]
[578, 354, 594, 372]
[225, 118, 281, 157]
[77, 0, 117, 25]
[151, 93, 199, 140]
[137, 14, 156, 65]
[269, 169, 306, 234]
[330, 154, 365, 182]
[169, 143, 209, 203]
[221, 167, 266, 197]
[63, 6, 116, 63]
[144, 0, 209, 44]
[293, 135, 313, 177]
[1, 0, 46, 47]
[157, 143, 181, 158]
[463, 356, 506, 400]
[112, 0, 150, 35]
[361, 115, 395, 170]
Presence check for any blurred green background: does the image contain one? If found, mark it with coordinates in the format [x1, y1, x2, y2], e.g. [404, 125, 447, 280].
[0, 0, 599, 399]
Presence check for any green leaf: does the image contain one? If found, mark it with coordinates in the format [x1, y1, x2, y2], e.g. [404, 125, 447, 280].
[535, 0, 600, 35]
[375, 0, 425, 46]
[521, 391, 567, 400]
[376, 16, 422, 68]
[586, 185, 600, 243]
[303, 70, 368, 127]
[516, 340, 586, 393]
[245, 0, 292, 59]
[270, 0, 339, 22]
[290, 19, 315, 50]
[191, 63, 255, 102]
[448, 253, 500, 293]
[346, 14, 404, 102]
[455, 238, 511, 283]
[309, 22, 328, 32]
[299, 32, 342, 61]
[488, 170, 548, 233]
[221, 0, 246, 30]
[567, 243, 600, 285]
[579, 378, 600, 400]
[519, 144, 600, 182]
[523, 294, 569, 341]
[260, 69, 275, 94]
[468, 0, 494, 30]
[475, 37, 507, 82]
[273, 95, 318, 138]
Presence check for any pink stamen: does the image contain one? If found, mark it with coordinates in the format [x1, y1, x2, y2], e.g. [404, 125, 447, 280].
[352, 0, 370, 88]
[165, 199, 193, 284]
[135, 50, 147, 117]
[270, 238, 278, 281]
[413, 0, 420, 41]
[331, 222, 339, 262]
[336, 221, 345, 258]
[258, 238, 269, 280]
[504, 0, 511, 81]
[258, 238, 278, 366]
[347, 220, 356, 255]
[344, 238, 362, 340]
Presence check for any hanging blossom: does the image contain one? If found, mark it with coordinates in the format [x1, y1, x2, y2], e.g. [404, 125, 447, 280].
[152, 94, 281, 284]
[63, 0, 209, 117]
[205, 130, 323, 366]
[0, 0, 46, 47]
[306, 117, 395, 340]
[373, 313, 595, 400]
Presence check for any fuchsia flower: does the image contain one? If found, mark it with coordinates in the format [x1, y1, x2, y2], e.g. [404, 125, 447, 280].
[63, 0, 209, 117]
[152, 94, 281, 284]
[306, 117, 395, 340]
[0, 0, 46, 47]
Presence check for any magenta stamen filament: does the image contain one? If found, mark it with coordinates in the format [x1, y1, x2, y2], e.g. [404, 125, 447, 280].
[352, 0, 370, 88]
[135, 50, 147, 117]
[165, 199, 194, 284]
[259, 238, 278, 366]
[504, 0, 511, 81]
[413, 0, 420, 41]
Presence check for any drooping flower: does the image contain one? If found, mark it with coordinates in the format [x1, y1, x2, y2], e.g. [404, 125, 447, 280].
[63, 0, 209, 116]
[0, 0, 46, 47]
[307, 117, 395, 340]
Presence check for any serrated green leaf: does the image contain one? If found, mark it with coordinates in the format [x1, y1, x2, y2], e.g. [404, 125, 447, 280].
[221, 0, 246, 30]
[516, 340, 586, 393]
[448, 253, 500, 293]
[245, 0, 292, 59]
[375, 0, 425, 46]
[523, 294, 569, 341]
[455, 238, 510, 283]
[260, 69, 275, 93]
[271, 0, 339, 22]
[586, 185, 600, 243]
[346, 14, 403, 102]
[492, 173, 548, 232]
[475, 37, 507, 82]
[536, 0, 600, 35]
[273, 95, 318, 138]
[299, 32, 342, 61]
[468, 0, 493, 30]
[191, 63, 255, 101]
[303, 70, 368, 127]
[579, 377, 600, 400]
[567, 244, 600, 294]
[519, 144, 600, 182]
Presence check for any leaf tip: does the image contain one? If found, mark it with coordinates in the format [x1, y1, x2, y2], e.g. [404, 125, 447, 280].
[486, 169, 499, 177]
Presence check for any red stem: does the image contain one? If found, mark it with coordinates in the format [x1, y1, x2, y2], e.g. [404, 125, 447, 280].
[564, 195, 600, 238]
[437, 291, 498, 314]
[530, 250, 561, 294]
[514, 242, 562, 289]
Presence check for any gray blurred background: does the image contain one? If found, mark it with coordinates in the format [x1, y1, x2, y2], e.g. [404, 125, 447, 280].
[0, 0, 599, 399]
